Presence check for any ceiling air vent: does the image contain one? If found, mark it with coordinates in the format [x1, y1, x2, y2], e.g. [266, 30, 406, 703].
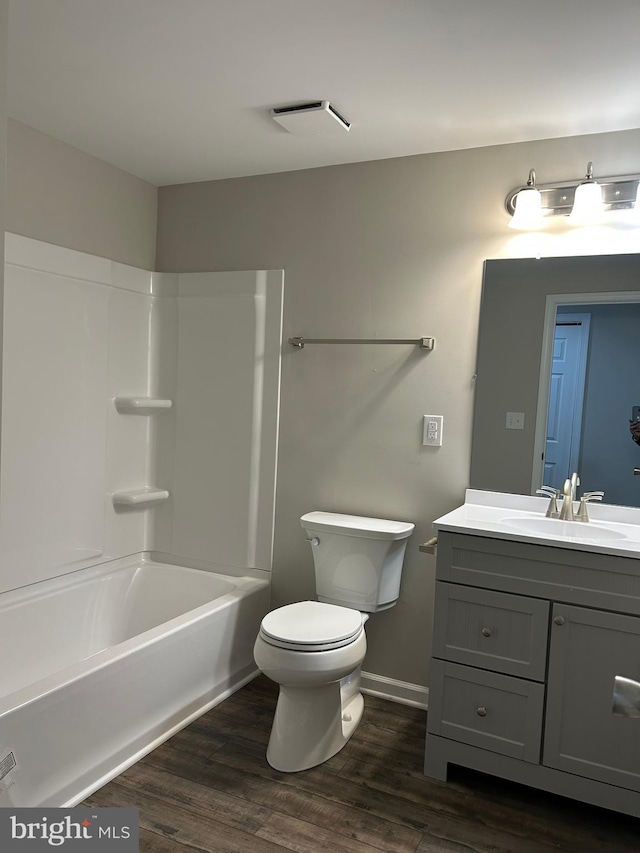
[270, 101, 351, 136]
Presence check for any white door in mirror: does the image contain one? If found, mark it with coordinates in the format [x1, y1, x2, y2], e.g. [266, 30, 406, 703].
[423, 415, 443, 446]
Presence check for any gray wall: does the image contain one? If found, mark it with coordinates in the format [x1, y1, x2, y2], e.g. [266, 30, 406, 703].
[6, 120, 158, 269]
[157, 128, 640, 689]
[0, 0, 8, 445]
[0, 2, 6, 251]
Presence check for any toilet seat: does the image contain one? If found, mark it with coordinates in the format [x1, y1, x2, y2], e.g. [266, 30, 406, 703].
[259, 601, 364, 652]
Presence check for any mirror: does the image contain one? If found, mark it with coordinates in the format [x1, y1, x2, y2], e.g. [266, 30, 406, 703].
[470, 253, 640, 507]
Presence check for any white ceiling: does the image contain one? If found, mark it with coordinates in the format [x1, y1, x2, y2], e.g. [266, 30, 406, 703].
[7, 0, 640, 187]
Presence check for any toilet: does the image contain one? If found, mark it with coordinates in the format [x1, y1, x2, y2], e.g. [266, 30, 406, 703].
[254, 510, 414, 772]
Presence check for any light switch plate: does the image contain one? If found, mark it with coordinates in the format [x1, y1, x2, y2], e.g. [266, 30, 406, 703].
[423, 415, 443, 446]
[506, 411, 525, 430]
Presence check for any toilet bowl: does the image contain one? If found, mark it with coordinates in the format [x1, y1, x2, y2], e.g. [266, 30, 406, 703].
[254, 600, 368, 771]
[254, 511, 414, 772]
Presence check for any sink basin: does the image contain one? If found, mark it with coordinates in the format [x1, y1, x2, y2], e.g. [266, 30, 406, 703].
[501, 516, 627, 541]
[434, 490, 640, 557]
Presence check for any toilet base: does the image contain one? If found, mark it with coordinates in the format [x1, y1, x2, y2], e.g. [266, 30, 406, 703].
[266, 668, 365, 772]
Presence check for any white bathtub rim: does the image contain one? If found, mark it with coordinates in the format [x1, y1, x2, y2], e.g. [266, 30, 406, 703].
[63, 667, 261, 807]
[148, 550, 271, 581]
[0, 563, 269, 720]
[0, 576, 267, 719]
[0, 551, 271, 607]
[0, 552, 142, 610]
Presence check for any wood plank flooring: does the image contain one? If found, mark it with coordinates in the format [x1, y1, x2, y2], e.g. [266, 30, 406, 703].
[84, 676, 640, 853]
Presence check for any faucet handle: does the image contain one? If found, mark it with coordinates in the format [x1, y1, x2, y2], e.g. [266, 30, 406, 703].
[576, 491, 604, 522]
[537, 487, 560, 518]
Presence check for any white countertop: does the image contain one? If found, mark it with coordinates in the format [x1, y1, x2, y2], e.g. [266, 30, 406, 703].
[433, 490, 640, 559]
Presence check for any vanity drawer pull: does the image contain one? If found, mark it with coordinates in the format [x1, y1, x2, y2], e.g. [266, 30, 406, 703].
[481, 627, 493, 638]
[477, 706, 488, 717]
[554, 615, 565, 626]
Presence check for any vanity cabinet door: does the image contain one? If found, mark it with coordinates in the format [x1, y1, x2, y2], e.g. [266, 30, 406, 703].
[544, 604, 640, 791]
[432, 584, 549, 680]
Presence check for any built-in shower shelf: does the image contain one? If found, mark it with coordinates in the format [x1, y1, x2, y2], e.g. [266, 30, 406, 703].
[112, 488, 170, 508]
[114, 397, 173, 414]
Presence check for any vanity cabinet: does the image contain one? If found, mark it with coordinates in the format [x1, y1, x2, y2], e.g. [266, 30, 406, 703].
[425, 531, 640, 818]
[544, 604, 640, 792]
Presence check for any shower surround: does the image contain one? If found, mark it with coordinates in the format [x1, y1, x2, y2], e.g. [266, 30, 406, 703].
[0, 234, 283, 806]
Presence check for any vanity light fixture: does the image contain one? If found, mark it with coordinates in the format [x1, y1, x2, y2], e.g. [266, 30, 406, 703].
[568, 161, 603, 225]
[508, 169, 545, 230]
[505, 162, 640, 229]
[632, 181, 640, 222]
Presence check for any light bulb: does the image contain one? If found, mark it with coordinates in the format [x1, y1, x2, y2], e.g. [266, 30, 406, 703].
[569, 162, 604, 225]
[508, 186, 545, 230]
[632, 181, 640, 222]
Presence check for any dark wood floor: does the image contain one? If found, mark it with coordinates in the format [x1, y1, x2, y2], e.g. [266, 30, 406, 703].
[85, 676, 640, 853]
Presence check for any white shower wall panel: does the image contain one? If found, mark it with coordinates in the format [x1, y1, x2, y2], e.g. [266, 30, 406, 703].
[172, 290, 258, 567]
[104, 280, 155, 558]
[145, 288, 178, 557]
[1, 236, 155, 593]
[1, 263, 109, 589]
[1, 235, 283, 593]
[168, 270, 283, 572]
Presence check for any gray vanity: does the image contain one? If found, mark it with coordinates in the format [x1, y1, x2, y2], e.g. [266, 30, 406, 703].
[425, 490, 640, 818]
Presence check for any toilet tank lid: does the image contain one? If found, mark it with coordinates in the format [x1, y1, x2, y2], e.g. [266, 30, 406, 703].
[301, 511, 414, 540]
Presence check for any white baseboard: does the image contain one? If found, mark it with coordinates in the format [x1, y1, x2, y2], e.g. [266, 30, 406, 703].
[361, 670, 428, 709]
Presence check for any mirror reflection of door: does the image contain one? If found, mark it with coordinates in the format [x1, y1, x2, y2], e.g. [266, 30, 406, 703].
[542, 301, 640, 505]
[544, 314, 590, 490]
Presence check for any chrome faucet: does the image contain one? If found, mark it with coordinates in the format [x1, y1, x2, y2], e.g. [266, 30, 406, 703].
[570, 472, 580, 501]
[559, 477, 577, 521]
[556, 472, 604, 522]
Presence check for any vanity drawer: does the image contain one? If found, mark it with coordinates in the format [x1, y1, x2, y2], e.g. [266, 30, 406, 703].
[437, 532, 640, 618]
[432, 583, 550, 680]
[428, 660, 544, 763]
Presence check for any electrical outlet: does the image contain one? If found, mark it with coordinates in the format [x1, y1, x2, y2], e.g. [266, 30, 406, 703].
[423, 415, 443, 446]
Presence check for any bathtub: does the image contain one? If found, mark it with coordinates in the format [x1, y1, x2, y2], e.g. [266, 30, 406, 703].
[0, 557, 270, 807]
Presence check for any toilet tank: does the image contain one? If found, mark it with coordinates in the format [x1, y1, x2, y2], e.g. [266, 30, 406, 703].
[300, 512, 414, 612]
